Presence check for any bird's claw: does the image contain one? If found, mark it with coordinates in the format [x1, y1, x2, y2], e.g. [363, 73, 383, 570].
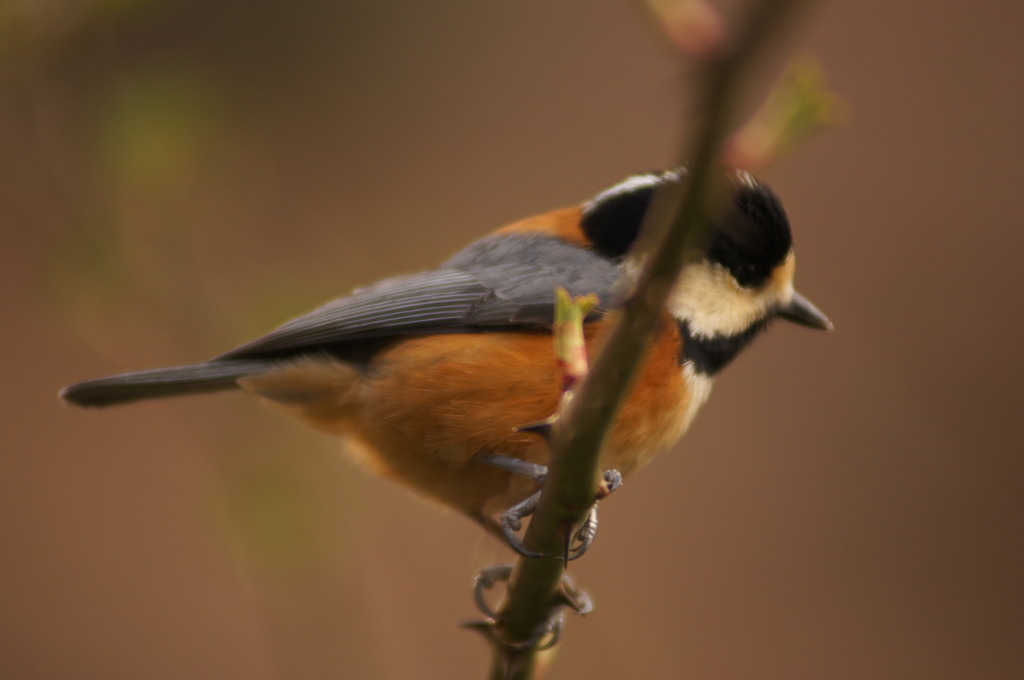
[472, 564, 514, 620]
[478, 454, 622, 560]
[499, 491, 545, 559]
[598, 468, 622, 498]
[466, 566, 587, 651]
[555, 571, 593, 615]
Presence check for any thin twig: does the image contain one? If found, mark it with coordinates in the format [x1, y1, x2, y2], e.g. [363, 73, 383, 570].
[484, 1, 814, 678]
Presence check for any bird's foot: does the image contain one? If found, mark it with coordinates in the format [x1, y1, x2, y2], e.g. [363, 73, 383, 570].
[464, 564, 593, 650]
[477, 455, 622, 561]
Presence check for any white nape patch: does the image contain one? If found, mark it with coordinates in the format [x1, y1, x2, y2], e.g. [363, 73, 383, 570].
[680, 363, 714, 432]
[582, 169, 685, 213]
[669, 255, 796, 338]
[735, 169, 758, 190]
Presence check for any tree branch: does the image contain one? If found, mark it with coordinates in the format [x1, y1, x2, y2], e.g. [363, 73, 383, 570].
[484, 1, 817, 677]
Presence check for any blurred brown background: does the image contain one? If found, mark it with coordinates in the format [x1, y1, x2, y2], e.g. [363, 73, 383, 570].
[2, 1, 1022, 678]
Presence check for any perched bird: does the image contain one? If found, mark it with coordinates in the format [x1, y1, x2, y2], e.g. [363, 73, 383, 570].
[61, 168, 830, 546]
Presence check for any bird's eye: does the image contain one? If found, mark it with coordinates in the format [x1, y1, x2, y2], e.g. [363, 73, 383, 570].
[733, 263, 761, 287]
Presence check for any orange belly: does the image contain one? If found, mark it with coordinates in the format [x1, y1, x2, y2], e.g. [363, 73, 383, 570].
[241, 318, 692, 518]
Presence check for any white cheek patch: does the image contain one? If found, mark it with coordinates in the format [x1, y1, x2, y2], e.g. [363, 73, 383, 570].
[667, 262, 771, 337]
[619, 256, 788, 339]
[667, 259, 794, 338]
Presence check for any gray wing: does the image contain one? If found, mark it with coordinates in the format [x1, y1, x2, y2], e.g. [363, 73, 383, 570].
[60, 233, 624, 408]
[218, 233, 625, 361]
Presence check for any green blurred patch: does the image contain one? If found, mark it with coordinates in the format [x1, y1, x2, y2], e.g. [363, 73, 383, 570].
[98, 66, 221, 212]
[213, 434, 344, 578]
[726, 55, 847, 171]
[49, 64, 226, 356]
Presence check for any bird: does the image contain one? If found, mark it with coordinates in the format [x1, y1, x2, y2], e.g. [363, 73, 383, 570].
[60, 168, 831, 551]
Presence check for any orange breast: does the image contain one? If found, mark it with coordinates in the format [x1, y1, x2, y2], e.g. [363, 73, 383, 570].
[242, 315, 691, 518]
[350, 317, 689, 516]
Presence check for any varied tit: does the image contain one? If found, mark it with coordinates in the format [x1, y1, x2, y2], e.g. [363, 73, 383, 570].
[61, 168, 831, 546]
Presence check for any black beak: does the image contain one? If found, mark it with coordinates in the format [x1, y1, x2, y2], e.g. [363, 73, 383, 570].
[777, 291, 833, 330]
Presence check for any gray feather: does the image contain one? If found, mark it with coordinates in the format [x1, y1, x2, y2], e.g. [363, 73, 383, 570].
[219, 233, 624, 360]
[60, 360, 273, 408]
[62, 232, 626, 408]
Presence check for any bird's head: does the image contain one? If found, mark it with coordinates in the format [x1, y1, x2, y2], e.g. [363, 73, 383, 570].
[581, 168, 831, 374]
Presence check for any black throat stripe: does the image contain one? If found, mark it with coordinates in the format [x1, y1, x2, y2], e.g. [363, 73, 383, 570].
[678, 318, 770, 375]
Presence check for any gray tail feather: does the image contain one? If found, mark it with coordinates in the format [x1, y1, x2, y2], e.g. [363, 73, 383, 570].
[60, 359, 275, 408]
